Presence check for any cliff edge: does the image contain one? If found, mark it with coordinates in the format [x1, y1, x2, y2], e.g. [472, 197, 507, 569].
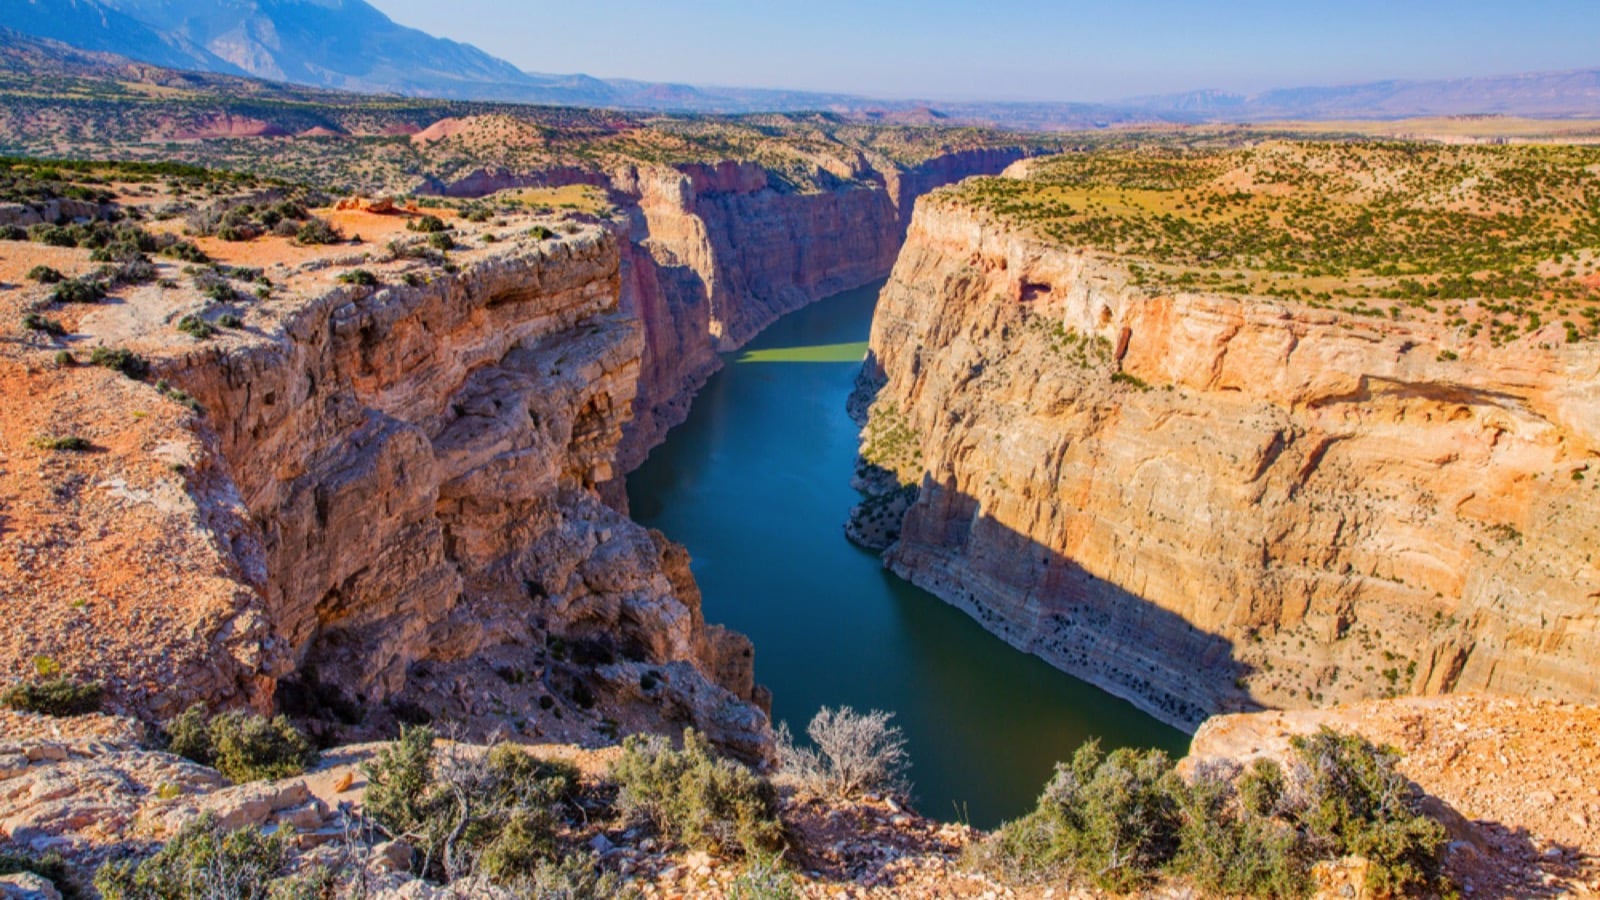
[855, 142, 1600, 729]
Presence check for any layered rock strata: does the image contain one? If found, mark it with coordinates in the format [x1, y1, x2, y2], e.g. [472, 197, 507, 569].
[3, 218, 768, 760]
[173, 230, 767, 756]
[606, 149, 1029, 475]
[856, 196, 1600, 729]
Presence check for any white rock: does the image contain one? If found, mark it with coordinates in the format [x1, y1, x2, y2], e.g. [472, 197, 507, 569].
[0, 872, 61, 900]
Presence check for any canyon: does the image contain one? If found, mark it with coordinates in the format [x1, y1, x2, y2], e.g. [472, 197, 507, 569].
[0, 146, 1028, 765]
[6, 129, 1600, 896]
[853, 171, 1600, 730]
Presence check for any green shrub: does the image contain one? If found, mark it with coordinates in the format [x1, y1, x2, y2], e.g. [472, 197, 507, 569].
[49, 277, 107, 305]
[94, 814, 293, 900]
[90, 346, 149, 380]
[2, 677, 104, 716]
[997, 741, 1181, 892]
[529, 225, 556, 240]
[1288, 728, 1446, 896]
[427, 231, 455, 251]
[162, 705, 317, 783]
[1111, 370, 1152, 390]
[336, 269, 378, 287]
[30, 435, 92, 452]
[217, 313, 244, 329]
[361, 724, 436, 837]
[0, 850, 77, 900]
[727, 852, 801, 900]
[31, 223, 79, 247]
[979, 729, 1448, 897]
[524, 853, 635, 899]
[294, 217, 342, 245]
[21, 313, 65, 336]
[611, 729, 782, 857]
[105, 258, 157, 286]
[407, 214, 447, 233]
[1170, 760, 1308, 898]
[176, 315, 216, 340]
[159, 240, 208, 264]
[26, 265, 63, 283]
[362, 727, 582, 883]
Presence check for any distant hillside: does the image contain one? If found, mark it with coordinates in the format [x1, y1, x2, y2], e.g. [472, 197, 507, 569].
[4, 0, 1598, 124]
[1132, 69, 1600, 120]
[5, 0, 245, 75]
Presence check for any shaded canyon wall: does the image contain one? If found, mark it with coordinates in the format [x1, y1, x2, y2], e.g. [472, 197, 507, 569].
[856, 196, 1600, 730]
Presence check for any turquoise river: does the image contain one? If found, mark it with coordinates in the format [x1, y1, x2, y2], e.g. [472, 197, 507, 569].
[627, 281, 1185, 828]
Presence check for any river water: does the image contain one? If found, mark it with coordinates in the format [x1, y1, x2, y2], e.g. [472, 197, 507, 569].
[627, 281, 1185, 828]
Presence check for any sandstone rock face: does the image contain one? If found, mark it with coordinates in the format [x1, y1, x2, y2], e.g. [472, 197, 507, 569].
[609, 149, 1030, 476]
[859, 197, 1600, 730]
[150, 230, 767, 754]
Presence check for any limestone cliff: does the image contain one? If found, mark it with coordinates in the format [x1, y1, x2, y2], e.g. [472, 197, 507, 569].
[3, 212, 769, 760]
[609, 149, 1030, 475]
[856, 196, 1600, 729]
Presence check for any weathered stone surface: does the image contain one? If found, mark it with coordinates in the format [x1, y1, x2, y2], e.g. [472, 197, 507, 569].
[0, 872, 61, 900]
[1, 211, 769, 755]
[860, 196, 1600, 729]
[149, 229, 768, 752]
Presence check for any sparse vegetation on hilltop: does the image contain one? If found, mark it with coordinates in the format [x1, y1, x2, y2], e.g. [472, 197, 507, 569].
[955, 141, 1600, 343]
[0, 54, 1059, 198]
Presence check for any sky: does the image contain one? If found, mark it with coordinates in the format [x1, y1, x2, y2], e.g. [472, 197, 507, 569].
[366, 0, 1600, 103]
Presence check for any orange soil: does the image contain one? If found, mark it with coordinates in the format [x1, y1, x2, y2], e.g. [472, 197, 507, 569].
[0, 355, 263, 712]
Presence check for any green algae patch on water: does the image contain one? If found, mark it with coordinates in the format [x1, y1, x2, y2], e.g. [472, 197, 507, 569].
[733, 341, 869, 364]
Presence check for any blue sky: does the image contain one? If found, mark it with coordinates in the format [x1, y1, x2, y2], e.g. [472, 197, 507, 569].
[368, 0, 1600, 102]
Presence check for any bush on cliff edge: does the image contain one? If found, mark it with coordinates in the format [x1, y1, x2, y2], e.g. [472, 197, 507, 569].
[611, 728, 783, 858]
[164, 704, 318, 784]
[1, 676, 103, 717]
[361, 725, 584, 885]
[974, 727, 1447, 897]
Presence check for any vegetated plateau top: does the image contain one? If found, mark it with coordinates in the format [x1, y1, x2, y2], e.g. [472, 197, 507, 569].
[950, 140, 1600, 344]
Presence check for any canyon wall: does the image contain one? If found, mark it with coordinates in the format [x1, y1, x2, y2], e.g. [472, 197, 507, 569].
[856, 196, 1600, 729]
[26, 226, 770, 759]
[607, 148, 1030, 475]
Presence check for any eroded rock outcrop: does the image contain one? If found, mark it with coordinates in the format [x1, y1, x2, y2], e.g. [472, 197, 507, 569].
[609, 149, 1031, 476]
[161, 229, 766, 756]
[2, 211, 769, 760]
[856, 196, 1600, 729]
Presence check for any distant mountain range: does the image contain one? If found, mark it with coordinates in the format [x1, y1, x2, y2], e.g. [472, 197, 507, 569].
[5, 0, 1599, 124]
[1134, 69, 1600, 120]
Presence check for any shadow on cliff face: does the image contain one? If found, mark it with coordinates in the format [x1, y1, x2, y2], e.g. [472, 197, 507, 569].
[847, 357, 1254, 732]
[892, 481, 1256, 730]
